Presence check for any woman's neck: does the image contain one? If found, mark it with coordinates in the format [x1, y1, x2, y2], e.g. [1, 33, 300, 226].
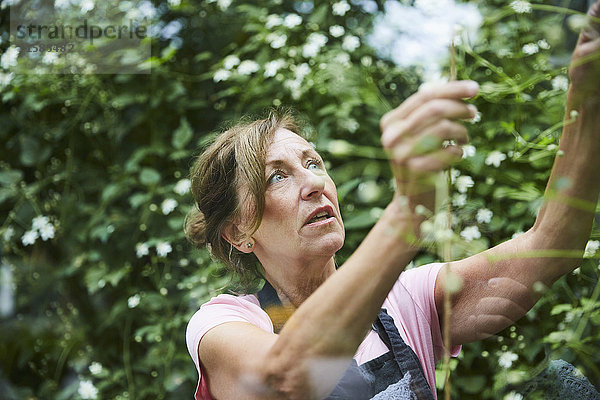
[265, 257, 337, 308]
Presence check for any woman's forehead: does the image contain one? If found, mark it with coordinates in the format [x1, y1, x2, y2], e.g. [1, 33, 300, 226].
[266, 128, 319, 161]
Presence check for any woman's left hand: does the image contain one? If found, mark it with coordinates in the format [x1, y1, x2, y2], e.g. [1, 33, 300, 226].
[379, 80, 479, 207]
[568, 0, 600, 108]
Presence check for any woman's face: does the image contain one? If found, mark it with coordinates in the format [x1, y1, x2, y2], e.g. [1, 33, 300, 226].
[249, 128, 345, 267]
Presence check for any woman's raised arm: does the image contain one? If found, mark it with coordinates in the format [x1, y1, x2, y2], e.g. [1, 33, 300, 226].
[436, 0, 600, 346]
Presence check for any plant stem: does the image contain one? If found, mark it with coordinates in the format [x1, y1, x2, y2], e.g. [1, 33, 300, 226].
[443, 40, 457, 400]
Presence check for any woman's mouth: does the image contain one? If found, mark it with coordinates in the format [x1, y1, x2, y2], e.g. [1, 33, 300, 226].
[304, 207, 335, 226]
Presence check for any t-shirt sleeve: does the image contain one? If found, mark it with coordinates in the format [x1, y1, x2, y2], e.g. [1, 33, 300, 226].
[399, 263, 461, 361]
[185, 294, 273, 399]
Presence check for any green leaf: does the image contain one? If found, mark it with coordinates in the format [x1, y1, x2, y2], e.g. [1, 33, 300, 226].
[0, 187, 14, 205]
[19, 136, 51, 166]
[0, 169, 23, 186]
[129, 192, 151, 209]
[101, 183, 121, 204]
[172, 117, 193, 150]
[551, 303, 573, 316]
[139, 168, 161, 186]
[344, 208, 382, 230]
[336, 178, 361, 201]
[457, 375, 487, 394]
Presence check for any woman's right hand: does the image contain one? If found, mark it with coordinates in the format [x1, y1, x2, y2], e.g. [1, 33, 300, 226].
[379, 80, 479, 211]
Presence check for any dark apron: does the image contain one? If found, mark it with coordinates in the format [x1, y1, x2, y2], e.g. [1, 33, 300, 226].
[257, 281, 435, 400]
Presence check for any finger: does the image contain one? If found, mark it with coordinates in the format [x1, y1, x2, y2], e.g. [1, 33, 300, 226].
[579, 1, 600, 43]
[382, 100, 475, 148]
[389, 121, 469, 163]
[404, 146, 463, 173]
[380, 80, 479, 129]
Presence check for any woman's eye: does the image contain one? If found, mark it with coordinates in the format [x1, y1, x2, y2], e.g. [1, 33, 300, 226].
[307, 160, 322, 171]
[269, 173, 285, 184]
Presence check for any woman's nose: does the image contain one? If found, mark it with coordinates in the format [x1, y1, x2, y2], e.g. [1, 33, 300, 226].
[300, 171, 326, 200]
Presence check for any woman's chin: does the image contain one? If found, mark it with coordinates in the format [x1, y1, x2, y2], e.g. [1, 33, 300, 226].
[305, 233, 344, 256]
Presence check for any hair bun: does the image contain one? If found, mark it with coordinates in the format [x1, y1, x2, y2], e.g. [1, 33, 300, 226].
[184, 207, 207, 248]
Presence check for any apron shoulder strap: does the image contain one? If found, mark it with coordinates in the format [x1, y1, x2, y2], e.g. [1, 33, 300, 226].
[256, 280, 292, 334]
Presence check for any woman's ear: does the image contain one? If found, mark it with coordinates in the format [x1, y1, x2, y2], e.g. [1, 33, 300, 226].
[222, 224, 255, 254]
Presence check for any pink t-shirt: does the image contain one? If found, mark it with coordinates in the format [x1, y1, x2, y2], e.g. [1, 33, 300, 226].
[186, 262, 459, 399]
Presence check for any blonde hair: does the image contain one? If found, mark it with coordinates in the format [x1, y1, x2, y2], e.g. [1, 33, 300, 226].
[185, 109, 301, 290]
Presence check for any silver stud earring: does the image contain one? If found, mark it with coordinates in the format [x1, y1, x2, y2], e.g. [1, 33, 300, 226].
[246, 242, 253, 248]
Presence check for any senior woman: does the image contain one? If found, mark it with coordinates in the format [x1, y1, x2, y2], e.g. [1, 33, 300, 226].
[186, 3, 600, 399]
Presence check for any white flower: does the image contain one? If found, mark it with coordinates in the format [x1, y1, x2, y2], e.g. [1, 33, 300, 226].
[161, 20, 182, 39]
[161, 198, 178, 215]
[462, 144, 476, 158]
[504, 392, 523, 400]
[32, 216, 50, 231]
[156, 241, 172, 257]
[537, 39, 550, 50]
[1, 46, 19, 69]
[284, 78, 301, 94]
[340, 117, 358, 132]
[342, 35, 360, 52]
[237, 60, 259, 75]
[217, 0, 231, 11]
[136, 242, 150, 258]
[450, 169, 460, 183]
[264, 59, 285, 77]
[485, 151, 507, 167]
[460, 225, 481, 242]
[584, 240, 600, 257]
[77, 380, 99, 400]
[476, 208, 493, 224]
[39, 224, 55, 241]
[80, 0, 94, 12]
[294, 63, 311, 80]
[21, 230, 38, 246]
[0, 71, 14, 87]
[302, 32, 328, 58]
[174, 179, 191, 195]
[309, 33, 328, 47]
[54, 0, 70, 9]
[302, 42, 320, 58]
[137, 1, 157, 19]
[470, 111, 482, 124]
[213, 69, 231, 82]
[42, 52, 59, 65]
[455, 175, 474, 193]
[329, 25, 345, 38]
[89, 362, 103, 375]
[332, 0, 351, 16]
[452, 193, 467, 207]
[284, 78, 303, 99]
[498, 351, 518, 368]
[510, 1, 531, 14]
[223, 55, 240, 70]
[283, 13, 302, 28]
[522, 43, 539, 55]
[2, 227, 14, 242]
[266, 14, 283, 29]
[127, 294, 141, 308]
[266, 33, 287, 49]
[552, 75, 569, 91]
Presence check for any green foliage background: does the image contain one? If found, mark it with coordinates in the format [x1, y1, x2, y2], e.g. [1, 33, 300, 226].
[1, 0, 599, 399]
